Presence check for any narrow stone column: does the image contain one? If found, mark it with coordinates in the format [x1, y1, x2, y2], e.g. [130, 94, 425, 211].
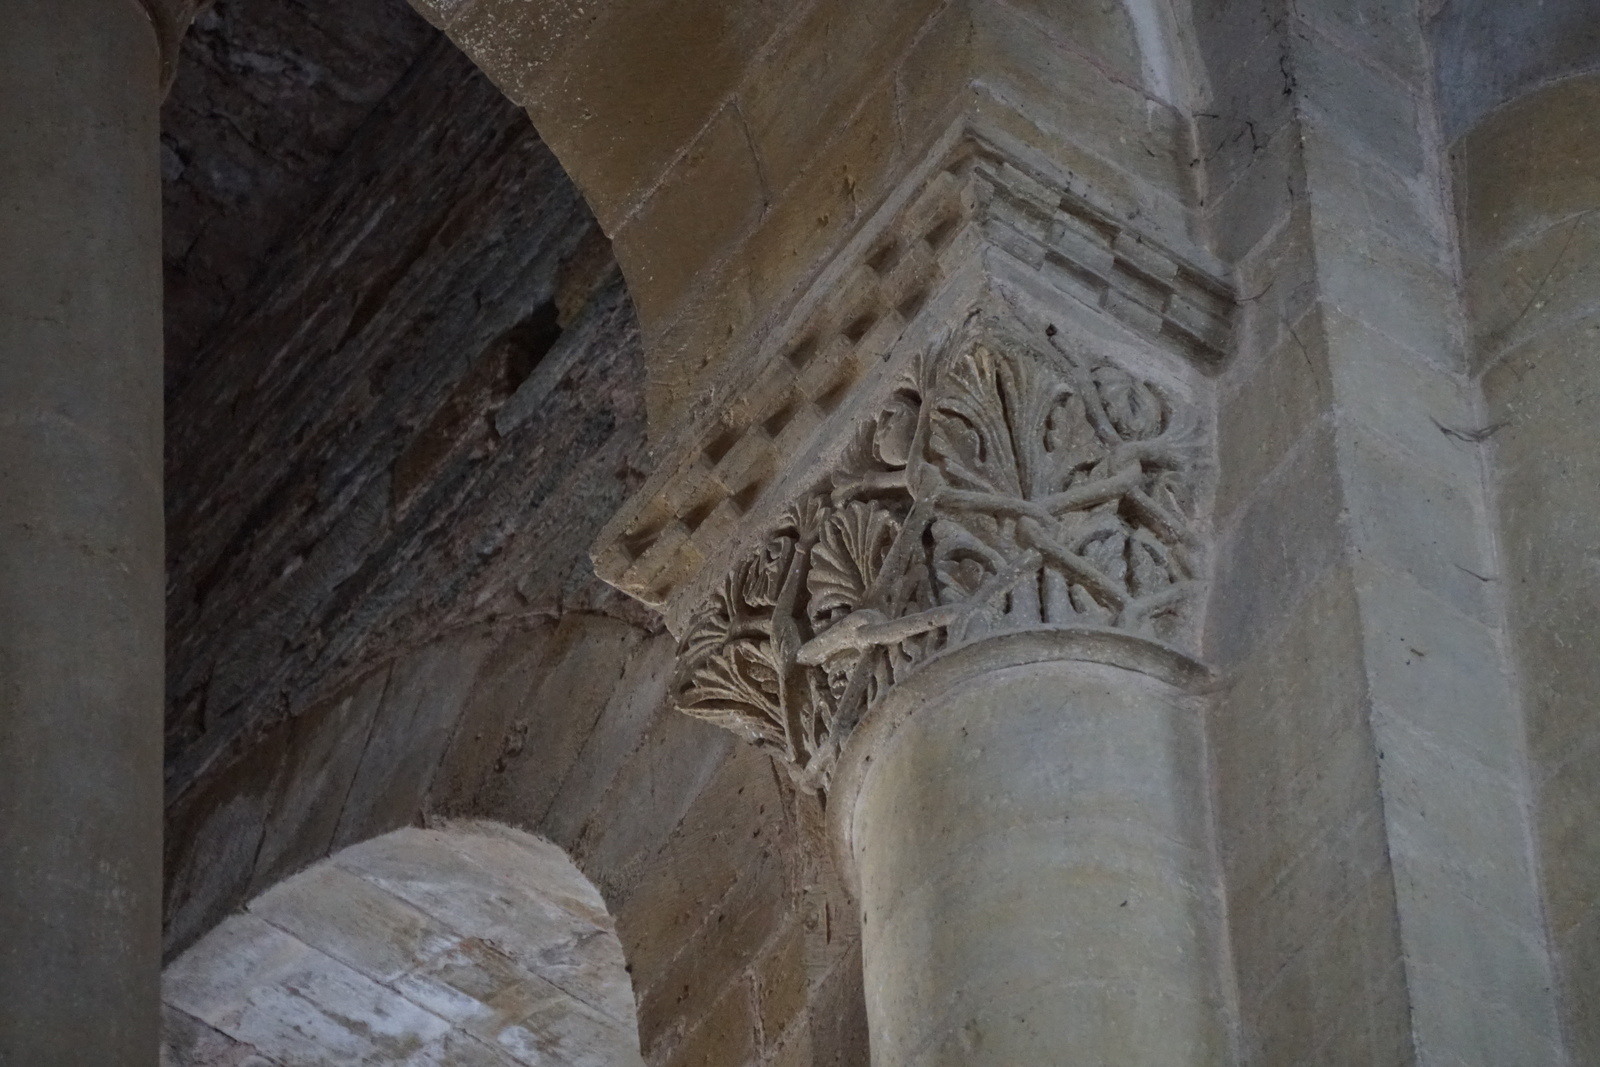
[0, 1, 182, 1061]
[832, 635, 1227, 1065]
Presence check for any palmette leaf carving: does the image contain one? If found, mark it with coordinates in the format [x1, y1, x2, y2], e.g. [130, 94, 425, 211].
[673, 318, 1208, 790]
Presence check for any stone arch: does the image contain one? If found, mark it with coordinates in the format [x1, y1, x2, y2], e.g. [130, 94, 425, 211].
[161, 822, 645, 1066]
[405, 0, 1206, 435]
[1430, 0, 1600, 140]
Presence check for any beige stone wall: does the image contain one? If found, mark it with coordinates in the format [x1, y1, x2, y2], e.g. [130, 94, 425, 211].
[1201, 0, 1564, 1062]
[1457, 71, 1600, 1064]
[165, 613, 867, 1066]
[436, 619, 867, 1067]
[409, 0, 1201, 436]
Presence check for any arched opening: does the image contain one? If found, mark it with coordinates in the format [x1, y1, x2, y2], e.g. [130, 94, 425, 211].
[161, 823, 644, 1066]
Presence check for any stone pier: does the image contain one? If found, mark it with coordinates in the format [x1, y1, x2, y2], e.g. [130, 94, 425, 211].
[0, 1, 193, 1061]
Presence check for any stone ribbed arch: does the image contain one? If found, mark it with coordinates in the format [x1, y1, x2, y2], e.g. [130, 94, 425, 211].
[406, 0, 1205, 434]
[162, 823, 645, 1066]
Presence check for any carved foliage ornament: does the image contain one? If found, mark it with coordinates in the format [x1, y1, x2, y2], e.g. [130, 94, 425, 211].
[673, 319, 1206, 790]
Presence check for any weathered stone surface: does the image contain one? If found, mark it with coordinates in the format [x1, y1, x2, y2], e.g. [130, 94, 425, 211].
[249, 862, 456, 985]
[541, 633, 679, 850]
[430, 624, 557, 818]
[1204, 114, 1307, 268]
[471, 615, 646, 831]
[1353, 566, 1521, 777]
[1208, 422, 1346, 669]
[1215, 305, 1332, 524]
[1466, 76, 1600, 1053]
[523, 0, 789, 231]
[660, 979, 758, 1067]
[1430, 0, 1600, 140]
[164, 37, 649, 805]
[613, 755, 780, 1000]
[737, 83, 903, 325]
[164, 825, 644, 1066]
[805, 944, 870, 1067]
[138, 2, 1600, 1065]
[752, 919, 809, 1048]
[160, 1004, 275, 1067]
[249, 666, 390, 894]
[636, 848, 786, 1055]
[613, 106, 769, 331]
[972, 0, 1193, 206]
[575, 705, 739, 907]
[1293, 26, 1426, 180]
[1212, 565, 1373, 904]
[846, 657, 1231, 1065]
[741, 0, 939, 191]
[426, 0, 1190, 439]
[1310, 210, 1461, 373]
[332, 634, 491, 850]
[1455, 72, 1600, 263]
[160, 0, 435, 391]
[163, 723, 290, 960]
[1465, 209, 1600, 366]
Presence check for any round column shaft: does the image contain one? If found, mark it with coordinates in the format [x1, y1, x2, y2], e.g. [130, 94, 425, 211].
[0, 0, 166, 1061]
[837, 642, 1231, 1065]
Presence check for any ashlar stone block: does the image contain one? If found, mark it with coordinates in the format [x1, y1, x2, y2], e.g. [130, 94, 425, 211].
[613, 106, 768, 333]
[1456, 73, 1600, 263]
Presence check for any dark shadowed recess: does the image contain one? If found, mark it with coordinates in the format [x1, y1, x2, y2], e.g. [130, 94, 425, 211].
[161, 4, 652, 806]
[161, 0, 436, 395]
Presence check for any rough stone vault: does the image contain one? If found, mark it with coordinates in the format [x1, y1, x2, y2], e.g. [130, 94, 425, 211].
[3, 0, 1599, 1064]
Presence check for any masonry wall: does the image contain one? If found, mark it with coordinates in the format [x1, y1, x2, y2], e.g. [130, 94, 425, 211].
[1197, 3, 1412, 1057]
[161, 31, 650, 945]
[1198, 0, 1567, 1062]
[162, 36, 648, 807]
[1456, 71, 1600, 1063]
[160, 24, 868, 1067]
[165, 613, 870, 1067]
[160, 0, 436, 389]
[411, 0, 1201, 438]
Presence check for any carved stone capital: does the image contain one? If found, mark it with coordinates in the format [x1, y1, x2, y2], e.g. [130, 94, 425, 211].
[670, 312, 1212, 788]
[591, 129, 1234, 789]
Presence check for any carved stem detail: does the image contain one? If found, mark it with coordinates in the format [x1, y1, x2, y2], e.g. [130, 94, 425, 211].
[672, 318, 1207, 790]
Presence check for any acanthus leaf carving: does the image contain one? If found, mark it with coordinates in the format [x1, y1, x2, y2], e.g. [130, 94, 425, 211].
[672, 315, 1209, 790]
